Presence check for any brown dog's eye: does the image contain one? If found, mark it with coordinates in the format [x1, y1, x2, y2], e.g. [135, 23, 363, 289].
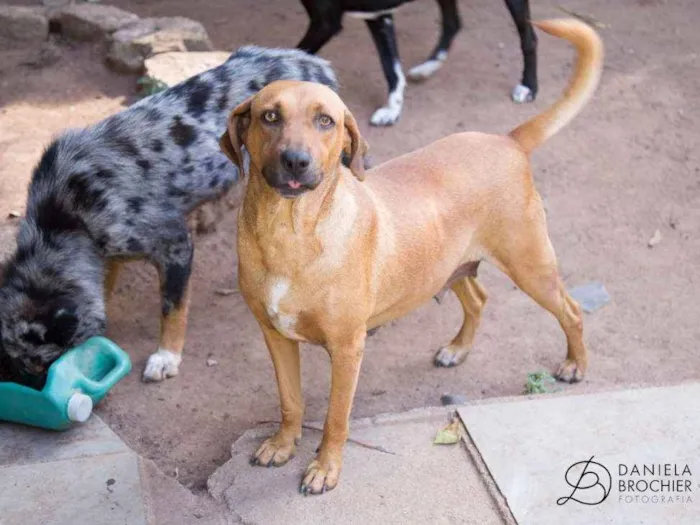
[262, 110, 279, 124]
[318, 114, 334, 128]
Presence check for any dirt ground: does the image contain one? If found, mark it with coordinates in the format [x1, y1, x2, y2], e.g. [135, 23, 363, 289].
[1, 0, 698, 491]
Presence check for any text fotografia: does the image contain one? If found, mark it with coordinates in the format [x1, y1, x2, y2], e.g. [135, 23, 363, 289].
[618, 463, 693, 504]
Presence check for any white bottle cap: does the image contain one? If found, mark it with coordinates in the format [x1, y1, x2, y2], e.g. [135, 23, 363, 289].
[67, 393, 93, 423]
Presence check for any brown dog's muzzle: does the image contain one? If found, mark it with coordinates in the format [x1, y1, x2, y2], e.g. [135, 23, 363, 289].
[263, 148, 322, 198]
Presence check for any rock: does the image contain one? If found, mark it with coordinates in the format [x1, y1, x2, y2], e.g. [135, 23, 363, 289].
[206, 359, 218, 367]
[58, 4, 139, 42]
[648, 228, 662, 248]
[0, 6, 49, 43]
[42, 0, 72, 7]
[440, 394, 468, 406]
[21, 40, 62, 69]
[143, 50, 229, 87]
[568, 281, 611, 314]
[106, 17, 213, 73]
[0, 225, 18, 262]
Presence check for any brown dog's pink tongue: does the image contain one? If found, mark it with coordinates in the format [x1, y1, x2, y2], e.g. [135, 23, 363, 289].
[288, 180, 301, 189]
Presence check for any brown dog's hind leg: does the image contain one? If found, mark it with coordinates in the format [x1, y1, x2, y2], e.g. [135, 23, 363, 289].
[495, 218, 587, 383]
[434, 277, 488, 367]
[251, 324, 303, 468]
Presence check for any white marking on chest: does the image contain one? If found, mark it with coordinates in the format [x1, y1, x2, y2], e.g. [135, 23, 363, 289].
[266, 277, 304, 341]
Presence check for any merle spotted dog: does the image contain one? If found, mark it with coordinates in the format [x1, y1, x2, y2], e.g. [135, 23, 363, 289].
[0, 46, 337, 385]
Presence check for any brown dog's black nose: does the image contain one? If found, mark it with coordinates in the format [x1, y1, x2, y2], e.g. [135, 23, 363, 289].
[281, 150, 311, 176]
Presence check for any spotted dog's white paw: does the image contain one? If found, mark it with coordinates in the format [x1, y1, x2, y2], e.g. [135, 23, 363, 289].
[143, 349, 182, 382]
[370, 105, 402, 126]
[511, 84, 534, 104]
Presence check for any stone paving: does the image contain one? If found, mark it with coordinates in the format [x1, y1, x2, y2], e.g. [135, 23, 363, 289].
[1, 384, 698, 524]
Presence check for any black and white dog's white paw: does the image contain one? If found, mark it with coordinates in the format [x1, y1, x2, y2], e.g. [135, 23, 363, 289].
[407, 51, 448, 82]
[370, 102, 402, 126]
[370, 63, 406, 127]
[511, 83, 535, 104]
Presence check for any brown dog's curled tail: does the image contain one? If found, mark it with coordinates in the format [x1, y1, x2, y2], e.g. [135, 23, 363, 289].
[509, 18, 604, 154]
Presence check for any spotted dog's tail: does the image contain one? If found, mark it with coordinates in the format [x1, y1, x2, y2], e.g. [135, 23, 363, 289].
[509, 19, 603, 154]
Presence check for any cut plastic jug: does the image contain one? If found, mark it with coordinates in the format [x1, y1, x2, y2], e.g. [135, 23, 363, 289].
[0, 336, 131, 430]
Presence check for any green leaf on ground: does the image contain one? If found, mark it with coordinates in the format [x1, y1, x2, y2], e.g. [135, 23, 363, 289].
[524, 371, 557, 395]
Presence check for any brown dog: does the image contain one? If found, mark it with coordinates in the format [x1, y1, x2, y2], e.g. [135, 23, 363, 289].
[220, 18, 603, 494]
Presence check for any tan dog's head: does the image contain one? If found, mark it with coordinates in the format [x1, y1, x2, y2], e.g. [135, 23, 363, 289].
[220, 80, 367, 199]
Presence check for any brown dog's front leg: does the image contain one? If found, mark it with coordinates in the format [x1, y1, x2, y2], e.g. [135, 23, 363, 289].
[301, 330, 366, 495]
[251, 324, 303, 468]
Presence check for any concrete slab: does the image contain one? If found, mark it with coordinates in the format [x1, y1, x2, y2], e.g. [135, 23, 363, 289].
[208, 407, 507, 525]
[0, 451, 146, 525]
[458, 383, 700, 525]
[139, 456, 232, 525]
[0, 416, 129, 467]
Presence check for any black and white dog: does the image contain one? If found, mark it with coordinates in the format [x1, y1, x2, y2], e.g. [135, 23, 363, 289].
[297, 0, 537, 126]
[0, 47, 337, 385]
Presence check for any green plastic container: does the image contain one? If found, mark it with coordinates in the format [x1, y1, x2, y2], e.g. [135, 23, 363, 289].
[0, 337, 131, 430]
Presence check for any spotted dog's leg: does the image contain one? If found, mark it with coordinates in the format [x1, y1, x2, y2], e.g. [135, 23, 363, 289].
[408, 0, 461, 82]
[103, 260, 122, 327]
[143, 221, 194, 382]
[365, 14, 406, 127]
[104, 260, 121, 302]
[504, 0, 538, 103]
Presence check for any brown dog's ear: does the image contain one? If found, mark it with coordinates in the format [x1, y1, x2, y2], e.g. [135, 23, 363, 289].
[343, 110, 368, 181]
[219, 97, 253, 169]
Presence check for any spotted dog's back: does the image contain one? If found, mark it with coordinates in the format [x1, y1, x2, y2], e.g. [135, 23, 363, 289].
[0, 46, 338, 384]
[28, 47, 338, 236]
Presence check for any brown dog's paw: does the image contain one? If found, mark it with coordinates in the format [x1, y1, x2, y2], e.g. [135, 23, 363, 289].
[434, 346, 469, 368]
[299, 455, 341, 495]
[250, 436, 297, 468]
[555, 359, 586, 383]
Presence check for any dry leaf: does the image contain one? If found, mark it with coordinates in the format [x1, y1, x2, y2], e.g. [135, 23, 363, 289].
[648, 229, 662, 248]
[433, 417, 461, 445]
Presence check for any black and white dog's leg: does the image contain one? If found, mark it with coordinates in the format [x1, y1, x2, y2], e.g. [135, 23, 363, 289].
[504, 0, 538, 103]
[365, 14, 406, 126]
[408, 0, 461, 81]
[142, 220, 194, 382]
[297, 1, 343, 54]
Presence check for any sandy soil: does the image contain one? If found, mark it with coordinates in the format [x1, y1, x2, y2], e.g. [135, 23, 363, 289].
[1, 0, 698, 491]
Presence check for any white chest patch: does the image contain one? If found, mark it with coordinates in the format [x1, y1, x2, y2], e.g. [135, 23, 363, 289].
[265, 277, 305, 341]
